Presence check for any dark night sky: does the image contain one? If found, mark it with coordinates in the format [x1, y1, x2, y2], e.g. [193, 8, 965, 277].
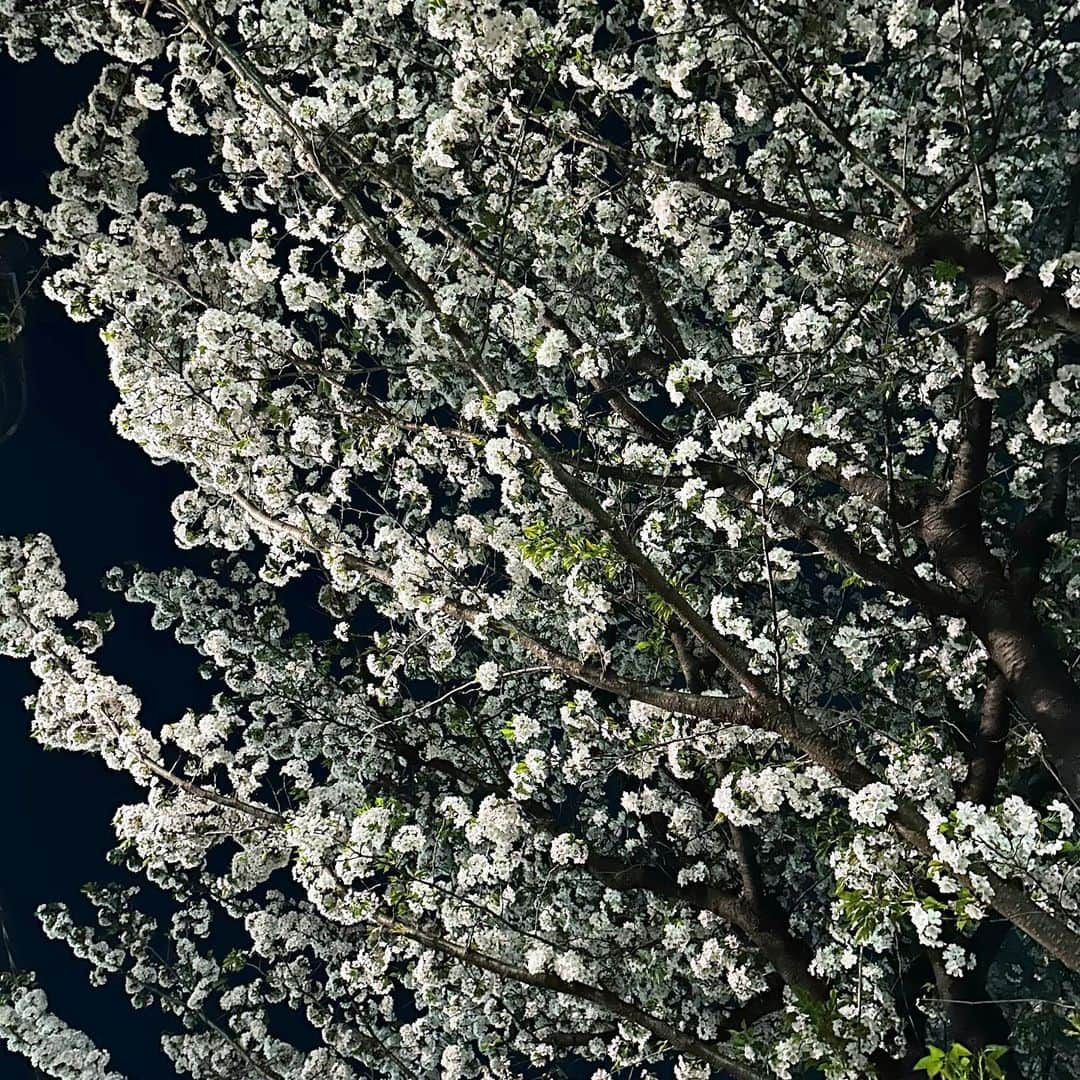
[1, 53, 203, 1077]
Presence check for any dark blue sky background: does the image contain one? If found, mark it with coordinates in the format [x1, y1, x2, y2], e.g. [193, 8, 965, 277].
[0, 53, 203, 1077]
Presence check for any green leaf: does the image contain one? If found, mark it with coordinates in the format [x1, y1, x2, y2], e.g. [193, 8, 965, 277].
[932, 259, 962, 283]
[914, 1046, 945, 1077]
[222, 949, 247, 973]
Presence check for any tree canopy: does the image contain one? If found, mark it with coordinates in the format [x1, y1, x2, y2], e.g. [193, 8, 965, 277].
[2, 0, 1080, 1077]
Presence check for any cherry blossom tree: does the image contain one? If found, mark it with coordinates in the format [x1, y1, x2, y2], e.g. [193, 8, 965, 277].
[2, 0, 1080, 1077]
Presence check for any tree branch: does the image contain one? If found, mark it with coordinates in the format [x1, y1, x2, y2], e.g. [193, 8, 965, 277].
[574, 459, 965, 618]
[373, 912, 771, 1080]
[958, 669, 1011, 807]
[946, 287, 998, 520]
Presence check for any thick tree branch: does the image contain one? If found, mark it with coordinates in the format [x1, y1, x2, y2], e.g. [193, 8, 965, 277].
[927, 921, 1016, 1074]
[1010, 446, 1071, 603]
[373, 912, 770, 1080]
[575, 459, 965, 618]
[390, 737, 830, 1013]
[946, 287, 998, 519]
[564, 124, 1080, 336]
[918, 496, 1080, 799]
[608, 236, 690, 365]
[958, 670, 1011, 806]
[624, 350, 926, 515]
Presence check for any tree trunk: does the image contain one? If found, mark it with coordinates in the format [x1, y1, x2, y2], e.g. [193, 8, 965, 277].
[920, 504, 1080, 799]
